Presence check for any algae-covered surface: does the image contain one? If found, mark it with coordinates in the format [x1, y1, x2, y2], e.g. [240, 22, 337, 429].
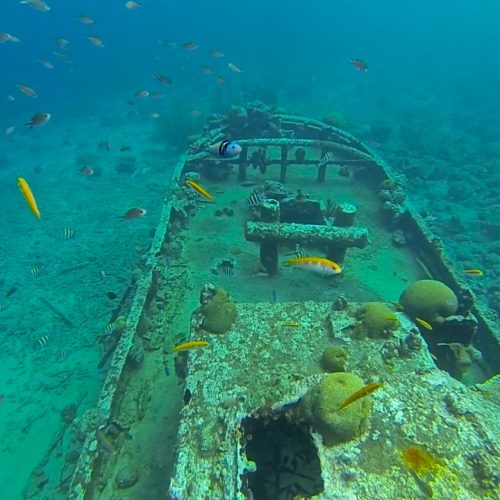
[169, 302, 500, 500]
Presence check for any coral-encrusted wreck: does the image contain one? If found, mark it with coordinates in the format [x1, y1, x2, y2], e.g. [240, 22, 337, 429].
[61, 104, 499, 500]
[168, 301, 499, 499]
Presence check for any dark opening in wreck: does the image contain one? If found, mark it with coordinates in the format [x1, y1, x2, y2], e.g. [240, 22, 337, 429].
[242, 416, 324, 500]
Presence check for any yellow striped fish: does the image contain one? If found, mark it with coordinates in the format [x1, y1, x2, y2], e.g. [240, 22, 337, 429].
[172, 340, 209, 352]
[185, 179, 214, 202]
[284, 256, 342, 276]
[17, 177, 41, 219]
[339, 382, 383, 410]
[415, 317, 433, 331]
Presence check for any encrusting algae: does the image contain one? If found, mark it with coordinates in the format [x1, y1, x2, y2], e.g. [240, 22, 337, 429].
[402, 445, 441, 476]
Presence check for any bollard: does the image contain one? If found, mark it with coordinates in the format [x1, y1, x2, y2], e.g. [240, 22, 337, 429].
[259, 199, 281, 274]
[327, 203, 358, 264]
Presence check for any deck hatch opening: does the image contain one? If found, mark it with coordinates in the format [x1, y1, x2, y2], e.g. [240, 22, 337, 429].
[242, 415, 324, 500]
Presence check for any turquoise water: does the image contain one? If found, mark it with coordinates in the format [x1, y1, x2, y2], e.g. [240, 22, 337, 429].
[1, 1, 499, 499]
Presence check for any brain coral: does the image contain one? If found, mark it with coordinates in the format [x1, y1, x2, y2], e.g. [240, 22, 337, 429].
[201, 288, 236, 334]
[300, 372, 371, 446]
[354, 302, 399, 338]
[399, 279, 457, 324]
[321, 346, 348, 372]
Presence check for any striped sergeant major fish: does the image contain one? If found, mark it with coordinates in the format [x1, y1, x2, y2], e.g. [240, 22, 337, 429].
[36, 334, 50, 348]
[245, 192, 264, 208]
[207, 140, 242, 158]
[63, 227, 75, 240]
[317, 151, 334, 168]
[57, 350, 69, 362]
[286, 244, 305, 260]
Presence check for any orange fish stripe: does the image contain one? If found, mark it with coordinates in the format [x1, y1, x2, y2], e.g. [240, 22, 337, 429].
[17, 177, 40, 219]
[339, 382, 383, 410]
[172, 340, 209, 352]
[185, 179, 214, 202]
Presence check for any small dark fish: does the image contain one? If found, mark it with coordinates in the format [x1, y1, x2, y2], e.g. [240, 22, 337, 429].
[5, 287, 17, 297]
[350, 58, 368, 72]
[181, 42, 198, 50]
[317, 151, 334, 168]
[120, 145, 132, 152]
[240, 181, 258, 187]
[154, 73, 172, 86]
[245, 192, 263, 208]
[106, 291, 118, 300]
[183, 388, 192, 405]
[119, 207, 147, 220]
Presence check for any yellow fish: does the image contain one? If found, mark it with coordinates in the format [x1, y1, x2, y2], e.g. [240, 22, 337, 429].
[273, 321, 300, 331]
[284, 256, 342, 276]
[463, 269, 483, 276]
[339, 382, 383, 410]
[172, 340, 209, 352]
[415, 317, 433, 330]
[17, 177, 41, 219]
[185, 179, 214, 202]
